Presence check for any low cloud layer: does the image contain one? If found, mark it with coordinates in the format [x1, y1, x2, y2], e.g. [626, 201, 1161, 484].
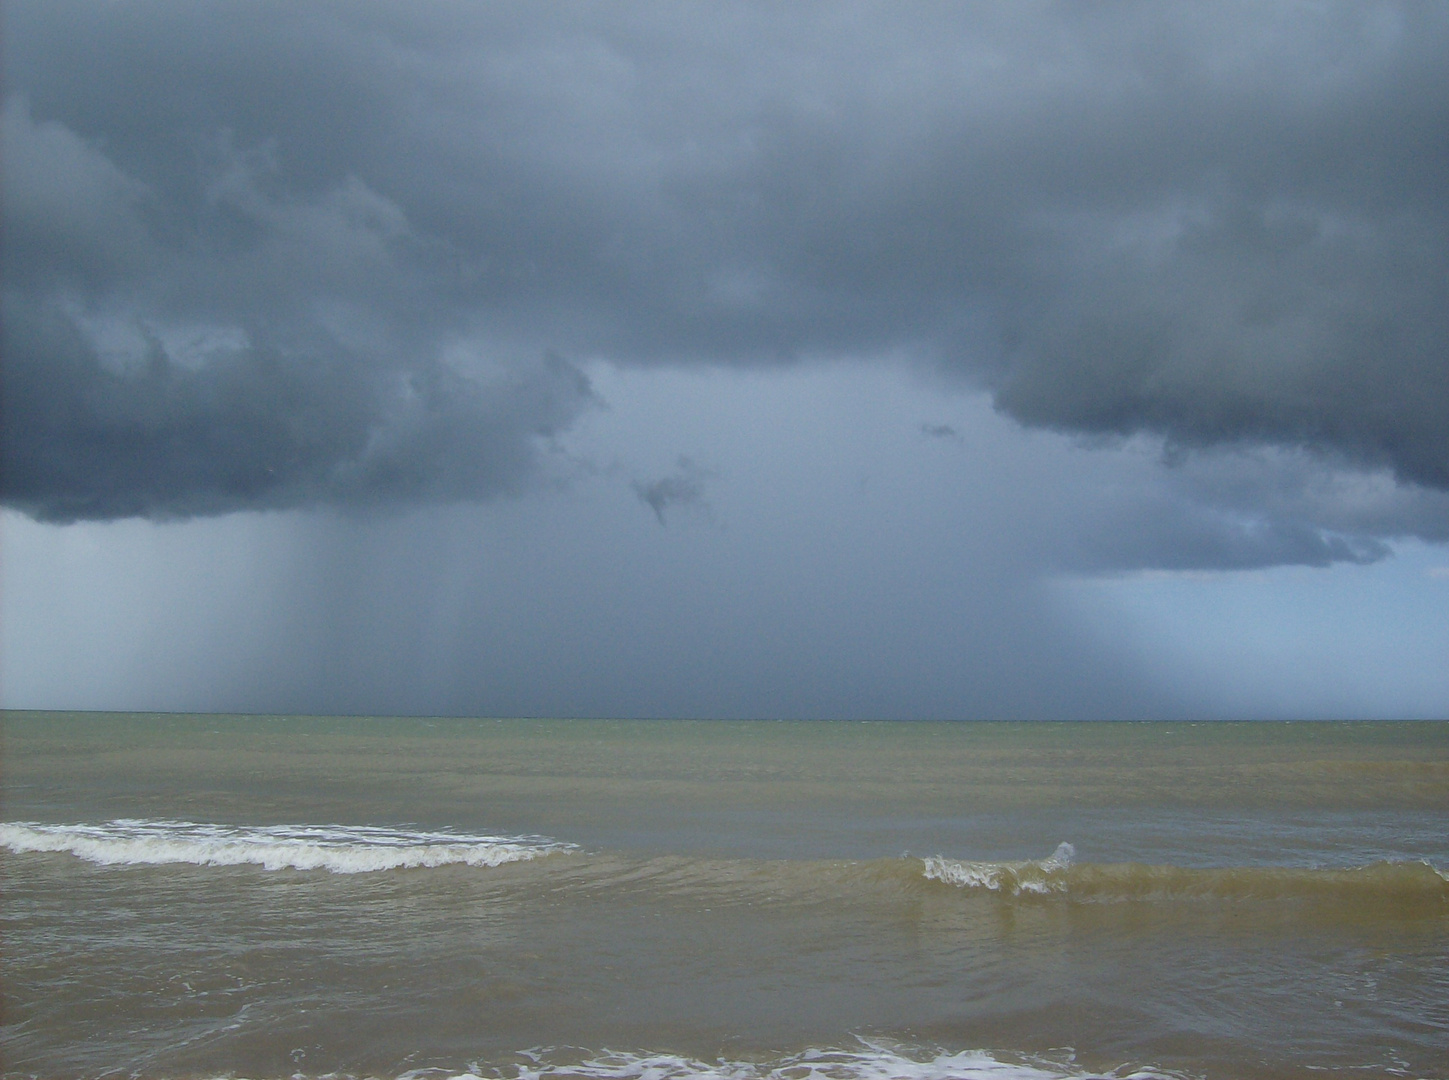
[3, 3, 1446, 565]
[2, 295, 593, 521]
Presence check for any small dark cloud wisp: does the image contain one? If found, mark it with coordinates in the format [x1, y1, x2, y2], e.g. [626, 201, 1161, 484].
[632, 457, 709, 526]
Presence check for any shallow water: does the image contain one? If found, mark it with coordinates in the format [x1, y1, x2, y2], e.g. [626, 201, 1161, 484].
[3, 714, 1447, 1079]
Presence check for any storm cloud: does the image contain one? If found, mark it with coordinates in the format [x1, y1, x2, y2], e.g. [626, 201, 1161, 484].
[3, 2, 1446, 564]
[0, 94, 595, 521]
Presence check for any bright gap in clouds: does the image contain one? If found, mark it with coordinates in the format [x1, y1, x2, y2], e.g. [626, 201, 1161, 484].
[3, 362, 1446, 720]
[1055, 544, 1449, 720]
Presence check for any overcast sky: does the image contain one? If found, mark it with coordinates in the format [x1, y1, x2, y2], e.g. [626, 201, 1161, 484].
[3, 1, 1447, 719]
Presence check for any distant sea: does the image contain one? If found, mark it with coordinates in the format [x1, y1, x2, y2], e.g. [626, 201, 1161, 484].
[3, 713, 1446, 1080]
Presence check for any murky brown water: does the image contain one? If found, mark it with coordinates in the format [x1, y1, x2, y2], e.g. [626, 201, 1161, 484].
[3, 714, 1447, 1079]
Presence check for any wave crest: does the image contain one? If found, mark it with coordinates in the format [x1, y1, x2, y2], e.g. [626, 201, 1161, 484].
[921, 845, 1449, 903]
[922, 842, 1076, 895]
[0, 819, 575, 873]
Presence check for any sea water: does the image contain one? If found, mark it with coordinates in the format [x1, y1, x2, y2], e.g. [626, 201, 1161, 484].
[2, 713, 1446, 1079]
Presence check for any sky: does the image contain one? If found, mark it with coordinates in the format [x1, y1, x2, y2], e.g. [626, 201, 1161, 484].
[2, 1, 1447, 720]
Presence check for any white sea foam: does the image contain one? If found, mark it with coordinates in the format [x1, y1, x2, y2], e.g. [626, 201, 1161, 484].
[922, 842, 1076, 895]
[395, 1040, 1183, 1080]
[0, 819, 574, 873]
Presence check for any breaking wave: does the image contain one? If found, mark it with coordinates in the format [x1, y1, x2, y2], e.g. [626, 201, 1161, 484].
[922, 843, 1449, 903]
[922, 841, 1078, 894]
[0, 819, 575, 873]
[395, 1041, 1188, 1080]
[6, 822, 1444, 905]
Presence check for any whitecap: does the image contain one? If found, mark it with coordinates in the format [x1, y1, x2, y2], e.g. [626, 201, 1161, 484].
[403, 1040, 1184, 1080]
[921, 842, 1075, 895]
[0, 819, 575, 873]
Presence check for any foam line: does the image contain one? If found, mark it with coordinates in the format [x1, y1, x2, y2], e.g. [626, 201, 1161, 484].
[397, 1041, 1186, 1080]
[0, 819, 575, 873]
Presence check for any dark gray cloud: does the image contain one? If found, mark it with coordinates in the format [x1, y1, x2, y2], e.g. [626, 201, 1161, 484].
[992, 199, 1449, 491]
[1, 291, 593, 521]
[3, 2, 1445, 563]
[0, 94, 595, 521]
[1046, 440, 1449, 574]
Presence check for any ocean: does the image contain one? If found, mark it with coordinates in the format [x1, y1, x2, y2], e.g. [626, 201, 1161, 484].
[2, 713, 1446, 1080]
